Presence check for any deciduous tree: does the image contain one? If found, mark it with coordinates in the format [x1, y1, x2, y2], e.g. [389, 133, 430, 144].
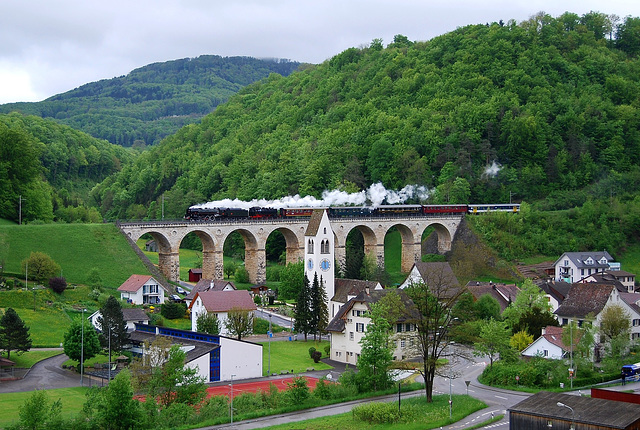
[474, 318, 515, 368]
[196, 312, 220, 335]
[402, 263, 465, 402]
[63, 320, 101, 365]
[356, 302, 394, 392]
[21, 251, 60, 284]
[224, 307, 254, 340]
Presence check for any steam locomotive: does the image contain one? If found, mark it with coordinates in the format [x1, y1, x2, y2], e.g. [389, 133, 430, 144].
[184, 203, 520, 222]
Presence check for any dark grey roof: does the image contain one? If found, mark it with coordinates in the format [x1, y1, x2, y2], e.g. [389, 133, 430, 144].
[405, 262, 462, 299]
[304, 209, 325, 236]
[554, 251, 614, 269]
[536, 280, 572, 304]
[326, 289, 419, 333]
[122, 308, 149, 322]
[509, 391, 640, 428]
[554, 283, 615, 319]
[332, 279, 381, 304]
[186, 279, 236, 300]
[584, 273, 627, 292]
[128, 330, 220, 363]
[465, 282, 519, 312]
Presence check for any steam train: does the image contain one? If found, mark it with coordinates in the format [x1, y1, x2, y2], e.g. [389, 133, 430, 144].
[184, 203, 520, 222]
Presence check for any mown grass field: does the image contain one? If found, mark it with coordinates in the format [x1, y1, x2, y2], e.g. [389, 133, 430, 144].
[258, 340, 332, 376]
[1, 349, 62, 368]
[0, 387, 89, 429]
[0, 223, 150, 288]
[262, 394, 486, 430]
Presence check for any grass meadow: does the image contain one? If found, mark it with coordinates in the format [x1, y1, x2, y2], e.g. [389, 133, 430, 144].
[258, 339, 332, 376]
[0, 387, 89, 429]
[0, 223, 150, 288]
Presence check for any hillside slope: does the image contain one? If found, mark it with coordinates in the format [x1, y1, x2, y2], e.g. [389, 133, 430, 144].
[0, 55, 301, 146]
[92, 13, 640, 220]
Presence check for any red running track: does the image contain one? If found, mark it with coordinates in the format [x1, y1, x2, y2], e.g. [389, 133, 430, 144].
[206, 376, 319, 399]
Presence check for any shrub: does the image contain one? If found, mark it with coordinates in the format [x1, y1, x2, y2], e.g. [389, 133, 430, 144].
[324, 345, 330, 356]
[308, 347, 316, 358]
[49, 276, 67, 293]
[285, 376, 310, 404]
[352, 402, 400, 424]
[311, 350, 322, 363]
[266, 266, 282, 282]
[198, 395, 229, 421]
[232, 391, 263, 416]
[235, 267, 250, 283]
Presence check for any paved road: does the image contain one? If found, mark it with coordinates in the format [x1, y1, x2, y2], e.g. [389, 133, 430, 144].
[0, 351, 82, 393]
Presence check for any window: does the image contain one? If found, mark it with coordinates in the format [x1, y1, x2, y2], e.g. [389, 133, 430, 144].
[356, 323, 365, 332]
[308, 239, 314, 254]
[349, 332, 354, 341]
[562, 318, 568, 325]
[405, 323, 412, 332]
[543, 350, 548, 357]
[321, 239, 330, 254]
[400, 340, 406, 348]
[397, 323, 403, 333]
[586, 257, 593, 265]
[634, 319, 640, 327]
[564, 260, 569, 266]
[581, 269, 584, 276]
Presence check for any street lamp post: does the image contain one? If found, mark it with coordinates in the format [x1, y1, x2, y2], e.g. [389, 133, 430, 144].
[268, 313, 272, 376]
[230, 374, 236, 423]
[557, 401, 575, 430]
[81, 308, 86, 386]
[449, 341, 454, 418]
[108, 325, 112, 382]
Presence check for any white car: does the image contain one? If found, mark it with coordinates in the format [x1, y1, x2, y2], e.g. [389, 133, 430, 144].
[176, 286, 186, 295]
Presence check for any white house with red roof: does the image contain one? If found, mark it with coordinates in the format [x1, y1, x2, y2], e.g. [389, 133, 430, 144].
[117, 275, 167, 305]
[521, 326, 575, 360]
[188, 289, 257, 335]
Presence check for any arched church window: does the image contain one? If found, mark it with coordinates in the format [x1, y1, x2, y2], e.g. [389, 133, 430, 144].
[308, 239, 314, 254]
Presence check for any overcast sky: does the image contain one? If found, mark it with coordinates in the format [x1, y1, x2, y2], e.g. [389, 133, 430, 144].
[1, 0, 639, 104]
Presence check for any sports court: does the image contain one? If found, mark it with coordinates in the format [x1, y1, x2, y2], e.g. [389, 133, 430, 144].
[206, 376, 320, 399]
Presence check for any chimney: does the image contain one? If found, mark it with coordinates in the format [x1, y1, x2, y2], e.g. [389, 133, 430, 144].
[365, 286, 370, 295]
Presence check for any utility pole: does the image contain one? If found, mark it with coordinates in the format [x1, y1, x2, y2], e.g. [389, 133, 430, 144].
[19, 195, 23, 225]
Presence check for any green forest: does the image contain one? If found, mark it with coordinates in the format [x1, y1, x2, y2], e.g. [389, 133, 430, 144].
[2, 11, 640, 263]
[0, 55, 301, 147]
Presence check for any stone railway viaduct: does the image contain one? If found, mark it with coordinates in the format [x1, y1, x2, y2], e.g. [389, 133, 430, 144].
[118, 214, 464, 284]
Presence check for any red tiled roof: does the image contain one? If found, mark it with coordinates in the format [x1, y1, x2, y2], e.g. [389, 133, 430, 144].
[190, 290, 257, 313]
[117, 274, 156, 292]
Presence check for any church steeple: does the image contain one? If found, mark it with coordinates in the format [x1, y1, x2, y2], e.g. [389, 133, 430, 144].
[304, 209, 334, 305]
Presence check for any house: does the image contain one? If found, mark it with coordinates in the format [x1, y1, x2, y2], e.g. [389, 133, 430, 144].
[117, 275, 167, 305]
[184, 279, 236, 307]
[521, 326, 575, 360]
[144, 240, 158, 252]
[554, 283, 640, 344]
[581, 271, 636, 293]
[89, 308, 150, 332]
[553, 251, 615, 284]
[127, 324, 262, 382]
[327, 288, 418, 364]
[330, 278, 383, 318]
[620, 292, 640, 341]
[399, 262, 461, 297]
[509, 391, 640, 429]
[188, 289, 257, 336]
[188, 268, 203, 283]
[466, 281, 520, 312]
[535, 280, 572, 313]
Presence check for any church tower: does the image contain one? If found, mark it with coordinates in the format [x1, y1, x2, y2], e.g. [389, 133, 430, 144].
[304, 209, 335, 306]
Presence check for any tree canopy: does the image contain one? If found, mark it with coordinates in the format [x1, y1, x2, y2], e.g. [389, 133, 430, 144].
[0, 308, 32, 359]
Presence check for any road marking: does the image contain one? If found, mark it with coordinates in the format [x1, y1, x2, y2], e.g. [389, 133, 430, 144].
[495, 395, 508, 400]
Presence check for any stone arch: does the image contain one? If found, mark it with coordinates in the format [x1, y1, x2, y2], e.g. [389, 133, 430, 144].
[424, 222, 454, 255]
[224, 228, 262, 284]
[273, 227, 304, 265]
[334, 224, 378, 275]
[179, 229, 219, 281]
[384, 223, 418, 273]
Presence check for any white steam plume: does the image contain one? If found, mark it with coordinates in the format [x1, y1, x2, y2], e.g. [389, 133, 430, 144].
[193, 183, 431, 209]
[482, 161, 502, 178]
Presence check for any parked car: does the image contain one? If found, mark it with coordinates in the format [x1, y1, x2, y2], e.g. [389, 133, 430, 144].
[171, 294, 182, 302]
[176, 287, 186, 294]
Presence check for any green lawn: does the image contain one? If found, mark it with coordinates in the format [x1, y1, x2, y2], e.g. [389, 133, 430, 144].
[262, 394, 486, 430]
[1, 349, 62, 368]
[0, 387, 89, 429]
[0, 223, 150, 288]
[259, 339, 332, 376]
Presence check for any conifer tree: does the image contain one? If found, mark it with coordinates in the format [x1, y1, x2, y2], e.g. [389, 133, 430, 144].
[294, 275, 313, 341]
[310, 273, 329, 340]
[97, 295, 129, 366]
[0, 308, 32, 359]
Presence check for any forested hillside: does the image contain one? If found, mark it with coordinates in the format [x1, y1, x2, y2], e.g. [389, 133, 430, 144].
[0, 113, 132, 223]
[91, 12, 640, 222]
[0, 56, 301, 147]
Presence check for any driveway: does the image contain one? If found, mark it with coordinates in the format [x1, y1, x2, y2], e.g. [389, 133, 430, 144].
[0, 352, 82, 393]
